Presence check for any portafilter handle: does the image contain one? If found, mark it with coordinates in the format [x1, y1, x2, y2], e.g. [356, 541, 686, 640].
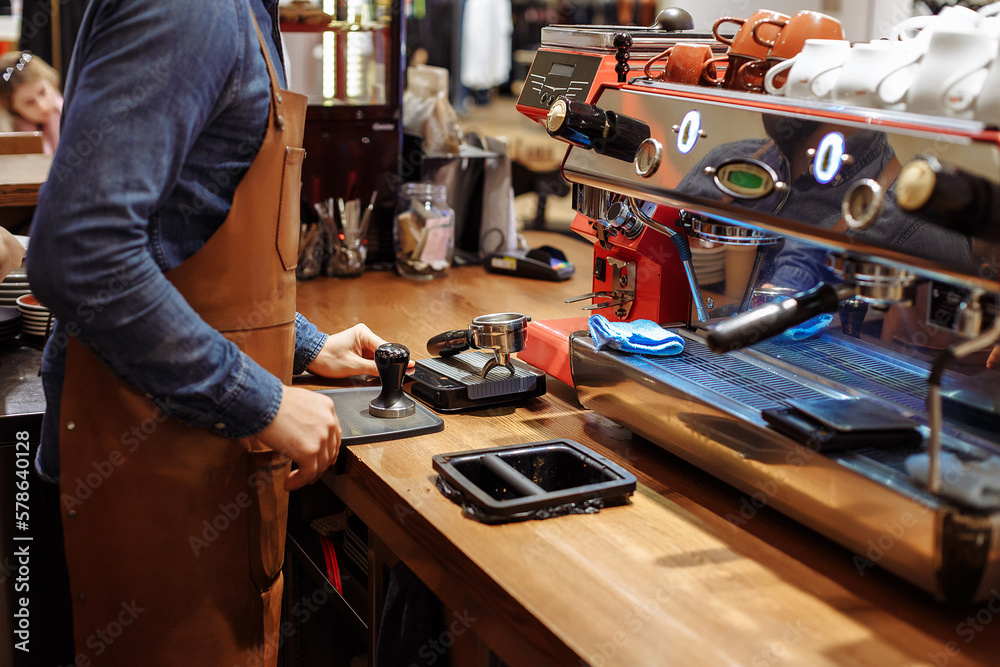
[426, 329, 472, 357]
[706, 282, 854, 353]
[427, 313, 531, 378]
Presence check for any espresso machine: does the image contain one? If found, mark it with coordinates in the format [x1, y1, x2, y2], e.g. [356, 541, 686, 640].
[516, 12, 1000, 603]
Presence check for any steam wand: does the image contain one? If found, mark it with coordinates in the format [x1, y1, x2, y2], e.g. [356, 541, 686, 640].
[925, 293, 1000, 495]
[624, 197, 712, 322]
[706, 282, 856, 353]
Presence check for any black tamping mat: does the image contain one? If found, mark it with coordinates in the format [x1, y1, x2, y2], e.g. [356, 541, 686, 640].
[315, 387, 443, 445]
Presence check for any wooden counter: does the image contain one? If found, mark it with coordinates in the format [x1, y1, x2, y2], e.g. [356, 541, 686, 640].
[296, 231, 999, 667]
[0, 153, 51, 207]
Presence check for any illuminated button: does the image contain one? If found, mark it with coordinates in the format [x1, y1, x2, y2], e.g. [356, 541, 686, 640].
[813, 132, 846, 185]
[676, 110, 701, 155]
[634, 138, 663, 178]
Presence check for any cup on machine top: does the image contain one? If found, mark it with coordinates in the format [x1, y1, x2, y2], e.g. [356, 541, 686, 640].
[831, 40, 917, 109]
[644, 43, 717, 86]
[890, 4, 983, 43]
[904, 27, 997, 119]
[763, 39, 851, 99]
[740, 10, 844, 91]
[704, 9, 788, 90]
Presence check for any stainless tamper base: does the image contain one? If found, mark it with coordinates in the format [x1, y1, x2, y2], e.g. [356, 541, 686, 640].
[369, 396, 416, 418]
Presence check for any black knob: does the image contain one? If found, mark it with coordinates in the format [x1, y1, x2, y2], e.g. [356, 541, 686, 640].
[896, 156, 1000, 242]
[546, 97, 608, 150]
[603, 110, 651, 162]
[613, 32, 632, 83]
[369, 343, 415, 418]
[545, 97, 649, 163]
[653, 8, 694, 31]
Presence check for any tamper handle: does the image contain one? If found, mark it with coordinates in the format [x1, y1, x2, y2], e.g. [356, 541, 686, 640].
[707, 283, 844, 353]
[369, 343, 415, 418]
[427, 329, 472, 356]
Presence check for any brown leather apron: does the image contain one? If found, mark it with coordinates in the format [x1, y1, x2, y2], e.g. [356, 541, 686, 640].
[58, 16, 306, 666]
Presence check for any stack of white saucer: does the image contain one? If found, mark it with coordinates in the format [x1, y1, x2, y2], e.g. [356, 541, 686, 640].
[16, 293, 53, 338]
[0, 239, 30, 307]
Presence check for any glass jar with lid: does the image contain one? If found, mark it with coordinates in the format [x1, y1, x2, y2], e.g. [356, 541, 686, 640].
[394, 182, 455, 279]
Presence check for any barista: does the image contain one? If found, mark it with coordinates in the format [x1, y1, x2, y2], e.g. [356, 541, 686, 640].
[27, 1, 381, 664]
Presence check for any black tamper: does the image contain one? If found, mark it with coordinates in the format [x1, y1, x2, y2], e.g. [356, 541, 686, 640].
[369, 343, 416, 418]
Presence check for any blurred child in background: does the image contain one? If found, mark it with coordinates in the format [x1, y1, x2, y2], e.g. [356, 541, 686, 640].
[0, 51, 62, 153]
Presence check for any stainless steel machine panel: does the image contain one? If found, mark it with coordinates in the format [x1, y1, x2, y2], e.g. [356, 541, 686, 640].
[561, 85, 1000, 291]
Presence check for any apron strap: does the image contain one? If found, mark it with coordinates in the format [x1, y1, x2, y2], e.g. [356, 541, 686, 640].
[249, 10, 287, 131]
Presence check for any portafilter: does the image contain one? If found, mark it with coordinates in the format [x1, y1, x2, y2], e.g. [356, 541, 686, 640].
[427, 312, 531, 377]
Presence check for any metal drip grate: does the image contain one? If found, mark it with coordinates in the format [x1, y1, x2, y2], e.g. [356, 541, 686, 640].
[642, 332, 997, 447]
[644, 338, 824, 411]
[753, 336, 928, 414]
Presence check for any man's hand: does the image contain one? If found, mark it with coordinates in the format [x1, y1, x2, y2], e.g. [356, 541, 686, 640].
[257, 386, 341, 491]
[0, 229, 25, 281]
[307, 323, 413, 378]
[989, 344, 1000, 370]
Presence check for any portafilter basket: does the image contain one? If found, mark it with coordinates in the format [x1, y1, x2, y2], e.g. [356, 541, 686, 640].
[427, 312, 531, 377]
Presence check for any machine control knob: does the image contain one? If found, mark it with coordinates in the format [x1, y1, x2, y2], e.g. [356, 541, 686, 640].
[546, 97, 650, 163]
[369, 343, 416, 418]
[604, 201, 644, 238]
[842, 178, 884, 230]
[546, 97, 607, 147]
[896, 156, 1000, 242]
[653, 7, 695, 31]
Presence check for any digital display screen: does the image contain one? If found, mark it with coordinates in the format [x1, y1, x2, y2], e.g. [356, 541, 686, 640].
[548, 62, 576, 78]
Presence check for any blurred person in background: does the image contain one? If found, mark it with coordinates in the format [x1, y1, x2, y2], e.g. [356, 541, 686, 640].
[0, 50, 63, 153]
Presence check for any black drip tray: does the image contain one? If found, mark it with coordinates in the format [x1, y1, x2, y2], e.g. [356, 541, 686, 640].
[432, 439, 636, 523]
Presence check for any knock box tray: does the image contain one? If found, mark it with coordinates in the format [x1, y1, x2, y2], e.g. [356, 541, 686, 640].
[432, 439, 636, 523]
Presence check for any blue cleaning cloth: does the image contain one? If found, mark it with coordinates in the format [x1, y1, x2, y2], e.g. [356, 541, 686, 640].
[780, 313, 834, 341]
[588, 314, 684, 356]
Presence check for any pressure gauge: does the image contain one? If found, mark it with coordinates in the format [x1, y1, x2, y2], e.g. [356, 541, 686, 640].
[709, 158, 779, 199]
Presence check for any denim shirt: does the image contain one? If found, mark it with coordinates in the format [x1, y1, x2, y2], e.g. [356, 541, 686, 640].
[29, 0, 328, 481]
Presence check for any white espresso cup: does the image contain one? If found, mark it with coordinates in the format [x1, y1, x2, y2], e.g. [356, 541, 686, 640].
[889, 5, 982, 43]
[981, 1, 1000, 18]
[764, 39, 851, 99]
[973, 47, 1000, 126]
[904, 27, 996, 118]
[832, 39, 925, 111]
